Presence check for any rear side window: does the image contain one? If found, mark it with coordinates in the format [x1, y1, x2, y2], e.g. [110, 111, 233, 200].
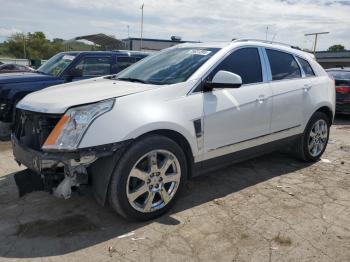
[74, 57, 111, 76]
[117, 56, 136, 71]
[296, 57, 315, 77]
[266, 49, 301, 80]
[208, 48, 262, 84]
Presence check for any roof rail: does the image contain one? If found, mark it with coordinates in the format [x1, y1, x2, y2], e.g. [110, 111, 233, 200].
[232, 38, 297, 49]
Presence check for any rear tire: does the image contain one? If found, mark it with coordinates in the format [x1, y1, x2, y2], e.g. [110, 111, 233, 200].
[293, 111, 330, 162]
[108, 134, 188, 221]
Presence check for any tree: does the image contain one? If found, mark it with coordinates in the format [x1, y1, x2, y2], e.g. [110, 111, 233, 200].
[1, 31, 100, 60]
[327, 44, 346, 52]
[4, 32, 64, 60]
[5, 33, 27, 58]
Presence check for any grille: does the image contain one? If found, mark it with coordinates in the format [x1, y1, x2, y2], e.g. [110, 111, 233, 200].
[13, 109, 62, 151]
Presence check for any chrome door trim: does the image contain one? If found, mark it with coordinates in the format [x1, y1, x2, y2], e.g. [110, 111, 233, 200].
[195, 124, 301, 162]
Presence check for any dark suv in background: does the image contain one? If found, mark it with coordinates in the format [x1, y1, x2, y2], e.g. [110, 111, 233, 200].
[327, 67, 350, 115]
[0, 50, 149, 139]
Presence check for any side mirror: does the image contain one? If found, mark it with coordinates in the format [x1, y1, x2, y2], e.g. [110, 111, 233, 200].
[204, 70, 242, 91]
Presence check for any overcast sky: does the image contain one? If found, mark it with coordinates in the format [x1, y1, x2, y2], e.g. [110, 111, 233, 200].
[0, 0, 349, 50]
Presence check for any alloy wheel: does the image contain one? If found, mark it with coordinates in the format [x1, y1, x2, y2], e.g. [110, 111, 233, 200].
[126, 150, 181, 213]
[308, 119, 328, 157]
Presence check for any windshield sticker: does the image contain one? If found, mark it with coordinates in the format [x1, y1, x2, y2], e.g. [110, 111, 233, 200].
[188, 49, 212, 56]
[62, 55, 75, 61]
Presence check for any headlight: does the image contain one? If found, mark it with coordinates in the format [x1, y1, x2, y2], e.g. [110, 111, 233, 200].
[43, 99, 115, 151]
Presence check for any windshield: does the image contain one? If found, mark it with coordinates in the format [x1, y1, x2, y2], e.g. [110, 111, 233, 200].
[328, 70, 350, 80]
[115, 47, 220, 85]
[37, 53, 78, 76]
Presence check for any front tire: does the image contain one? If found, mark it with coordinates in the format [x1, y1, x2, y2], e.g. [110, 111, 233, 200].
[108, 134, 187, 221]
[294, 112, 330, 162]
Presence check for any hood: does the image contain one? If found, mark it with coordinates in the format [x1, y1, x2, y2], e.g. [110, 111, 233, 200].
[0, 72, 56, 85]
[17, 77, 160, 114]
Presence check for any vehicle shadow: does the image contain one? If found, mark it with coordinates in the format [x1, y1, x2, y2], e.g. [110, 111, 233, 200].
[0, 152, 313, 258]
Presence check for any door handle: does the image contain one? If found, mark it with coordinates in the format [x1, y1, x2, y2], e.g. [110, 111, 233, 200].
[256, 95, 267, 104]
[303, 84, 312, 92]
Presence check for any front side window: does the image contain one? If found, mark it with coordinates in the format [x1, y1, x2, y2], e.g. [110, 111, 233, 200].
[37, 53, 78, 76]
[208, 48, 262, 84]
[74, 57, 111, 76]
[116, 47, 220, 85]
[266, 49, 301, 80]
[296, 56, 315, 77]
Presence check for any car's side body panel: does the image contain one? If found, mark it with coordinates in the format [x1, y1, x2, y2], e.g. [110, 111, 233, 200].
[202, 82, 272, 153]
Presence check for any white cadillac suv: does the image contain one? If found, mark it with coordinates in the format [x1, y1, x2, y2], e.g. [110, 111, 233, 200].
[12, 40, 335, 221]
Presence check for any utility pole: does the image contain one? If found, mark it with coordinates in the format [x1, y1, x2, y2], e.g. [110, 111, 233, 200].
[127, 25, 130, 38]
[23, 34, 26, 60]
[304, 32, 329, 55]
[140, 3, 144, 51]
[265, 26, 269, 41]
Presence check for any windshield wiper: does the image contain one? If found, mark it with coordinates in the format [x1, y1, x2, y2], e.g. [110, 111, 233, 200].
[116, 77, 147, 84]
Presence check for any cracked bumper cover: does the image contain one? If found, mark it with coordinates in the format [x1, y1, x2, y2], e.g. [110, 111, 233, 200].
[11, 135, 132, 174]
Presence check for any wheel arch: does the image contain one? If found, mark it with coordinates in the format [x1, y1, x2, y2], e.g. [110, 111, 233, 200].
[89, 128, 196, 206]
[314, 106, 334, 125]
[137, 129, 195, 177]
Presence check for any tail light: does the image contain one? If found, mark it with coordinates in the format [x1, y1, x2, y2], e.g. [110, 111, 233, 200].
[336, 86, 350, 94]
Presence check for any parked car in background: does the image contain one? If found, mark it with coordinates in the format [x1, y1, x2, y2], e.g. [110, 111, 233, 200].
[0, 50, 149, 139]
[0, 61, 3, 65]
[0, 63, 34, 74]
[12, 40, 335, 221]
[326, 67, 350, 114]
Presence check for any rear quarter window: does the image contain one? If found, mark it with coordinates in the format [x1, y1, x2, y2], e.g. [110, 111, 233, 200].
[296, 56, 315, 77]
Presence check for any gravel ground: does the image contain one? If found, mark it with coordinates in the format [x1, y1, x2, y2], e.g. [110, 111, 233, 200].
[0, 116, 349, 262]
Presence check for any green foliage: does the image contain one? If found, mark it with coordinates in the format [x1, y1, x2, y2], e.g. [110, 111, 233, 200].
[2, 32, 64, 59]
[0, 32, 100, 60]
[327, 44, 346, 52]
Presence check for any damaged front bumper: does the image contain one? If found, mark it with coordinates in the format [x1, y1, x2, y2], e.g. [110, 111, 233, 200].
[12, 135, 131, 199]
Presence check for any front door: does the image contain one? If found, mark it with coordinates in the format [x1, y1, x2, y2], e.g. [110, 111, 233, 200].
[202, 47, 272, 160]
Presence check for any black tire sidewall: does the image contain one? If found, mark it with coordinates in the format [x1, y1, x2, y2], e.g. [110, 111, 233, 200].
[302, 112, 330, 161]
[109, 135, 188, 221]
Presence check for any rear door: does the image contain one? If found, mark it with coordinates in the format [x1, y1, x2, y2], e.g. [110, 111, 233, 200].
[116, 56, 136, 73]
[265, 49, 305, 132]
